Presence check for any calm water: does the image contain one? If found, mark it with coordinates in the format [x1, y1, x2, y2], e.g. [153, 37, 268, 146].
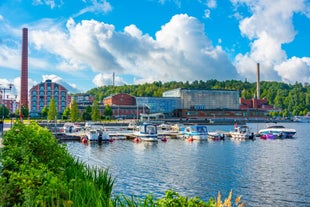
[65, 122, 310, 207]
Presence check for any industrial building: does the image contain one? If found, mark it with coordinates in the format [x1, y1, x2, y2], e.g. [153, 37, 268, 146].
[163, 88, 240, 110]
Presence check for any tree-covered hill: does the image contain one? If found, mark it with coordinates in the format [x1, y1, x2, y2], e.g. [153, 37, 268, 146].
[86, 80, 310, 116]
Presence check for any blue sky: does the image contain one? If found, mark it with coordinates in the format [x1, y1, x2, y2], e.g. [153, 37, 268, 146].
[0, 0, 310, 98]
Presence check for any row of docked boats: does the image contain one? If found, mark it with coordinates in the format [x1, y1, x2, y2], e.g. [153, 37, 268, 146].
[133, 122, 297, 142]
[61, 121, 297, 143]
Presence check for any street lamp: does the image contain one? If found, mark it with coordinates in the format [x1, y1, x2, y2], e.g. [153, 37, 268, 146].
[1, 83, 13, 135]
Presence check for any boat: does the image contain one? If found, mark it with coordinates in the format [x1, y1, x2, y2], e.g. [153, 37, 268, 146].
[183, 125, 208, 141]
[258, 125, 296, 139]
[230, 125, 254, 141]
[83, 128, 112, 143]
[208, 131, 225, 141]
[293, 113, 310, 123]
[134, 123, 158, 142]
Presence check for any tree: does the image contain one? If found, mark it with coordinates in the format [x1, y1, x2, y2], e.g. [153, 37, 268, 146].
[91, 101, 101, 122]
[0, 105, 9, 119]
[104, 105, 112, 120]
[62, 107, 70, 120]
[16, 105, 29, 120]
[70, 98, 79, 122]
[48, 98, 58, 121]
[41, 106, 49, 119]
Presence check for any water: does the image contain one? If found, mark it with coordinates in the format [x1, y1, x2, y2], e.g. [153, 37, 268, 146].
[65, 122, 310, 207]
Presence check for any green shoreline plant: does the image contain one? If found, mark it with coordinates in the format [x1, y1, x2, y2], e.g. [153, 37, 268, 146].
[0, 121, 245, 206]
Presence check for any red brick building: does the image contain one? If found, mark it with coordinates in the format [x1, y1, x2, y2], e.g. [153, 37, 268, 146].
[103, 93, 136, 106]
[29, 80, 70, 117]
[239, 97, 274, 110]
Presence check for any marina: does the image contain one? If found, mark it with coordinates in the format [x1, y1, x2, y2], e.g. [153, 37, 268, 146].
[64, 122, 310, 207]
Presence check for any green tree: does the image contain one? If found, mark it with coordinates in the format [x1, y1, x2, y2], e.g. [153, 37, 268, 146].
[91, 101, 101, 122]
[70, 98, 79, 122]
[104, 104, 112, 120]
[41, 106, 49, 119]
[17, 105, 29, 119]
[0, 105, 9, 119]
[62, 106, 70, 120]
[47, 98, 58, 121]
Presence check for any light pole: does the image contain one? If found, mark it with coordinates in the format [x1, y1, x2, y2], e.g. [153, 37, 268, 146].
[1, 83, 13, 135]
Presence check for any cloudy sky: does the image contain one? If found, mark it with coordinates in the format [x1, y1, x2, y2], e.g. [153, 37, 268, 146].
[0, 0, 310, 97]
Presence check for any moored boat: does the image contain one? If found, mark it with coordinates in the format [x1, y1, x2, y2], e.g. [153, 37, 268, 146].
[134, 123, 158, 142]
[208, 131, 225, 141]
[183, 125, 208, 141]
[82, 128, 112, 143]
[258, 125, 296, 138]
[230, 125, 254, 141]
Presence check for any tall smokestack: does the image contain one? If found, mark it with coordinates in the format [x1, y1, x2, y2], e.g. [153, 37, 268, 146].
[256, 62, 260, 99]
[113, 72, 115, 86]
[20, 28, 28, 110]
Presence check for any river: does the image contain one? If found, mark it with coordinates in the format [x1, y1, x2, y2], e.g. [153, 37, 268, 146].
[65, 122, 310, 207]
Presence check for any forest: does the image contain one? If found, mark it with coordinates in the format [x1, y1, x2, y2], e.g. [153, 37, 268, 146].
[87, 79, 310, 117]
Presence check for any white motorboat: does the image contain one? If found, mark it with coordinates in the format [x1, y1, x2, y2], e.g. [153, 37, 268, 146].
[183, 125, 208, 141]
[293, 114, 310, 123]
[258, 125, 296, 138]
[230, 125, 254, 141]
[208, 131, 225, 141]
[83, 128, 111, 142]
[134, 123, 158, 142]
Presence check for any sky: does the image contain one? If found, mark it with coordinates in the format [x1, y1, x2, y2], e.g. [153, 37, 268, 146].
[0, 0, 310, 99]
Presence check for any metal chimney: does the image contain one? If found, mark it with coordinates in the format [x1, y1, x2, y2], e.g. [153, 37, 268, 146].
[256, 63, 260, 99]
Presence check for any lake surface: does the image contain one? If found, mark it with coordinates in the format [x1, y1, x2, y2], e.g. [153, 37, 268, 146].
[65, 122, 310, 207]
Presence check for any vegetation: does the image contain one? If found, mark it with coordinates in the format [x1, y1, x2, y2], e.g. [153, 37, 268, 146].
[87, 80, 310, 116]
[91, 100, 101, 122]
[70, 98, 79, 122]
[0, 122, 245, 206]
[48, 98, 58, 121]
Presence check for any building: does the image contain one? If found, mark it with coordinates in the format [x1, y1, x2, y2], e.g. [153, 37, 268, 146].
[103, 93, 136, 106]
[20, 28, 28, 109]
[29, 80, 69, 117]
[74, 93, 94, 105]
[240, 97, 274, 110]
[103, 93, 149, 119]
[136, 97, 181, 116]
[163, 88, 240, 110]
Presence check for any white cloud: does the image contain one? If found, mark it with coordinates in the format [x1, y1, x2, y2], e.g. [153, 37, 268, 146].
[42, 74, 81, 93]
[74, 0, 112, 17]
[204, 9, 211, 18]
[207, 0, 217, 9]
[30, 14, 239, 86]
[275, 57, 310, 84]
[93, 73, 127, 87]
[32, 0, 63, 9]
[232, 0, 310, 82]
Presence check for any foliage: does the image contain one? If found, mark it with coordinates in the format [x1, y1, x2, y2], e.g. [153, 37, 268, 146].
[104, 104, 113, 119]
[91, 100, 101, 122]
[0, 121, 114, 206]
[48, 98, 58, 121]
[70, 97, 80, 122]
[62, 106, 70, 120]
[41, 105, 49, 118]
[113, 190, 245, 207]
[0, 105, 9, 119]
[15, 105, 29, 119]
[87, 80, 310, 116]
